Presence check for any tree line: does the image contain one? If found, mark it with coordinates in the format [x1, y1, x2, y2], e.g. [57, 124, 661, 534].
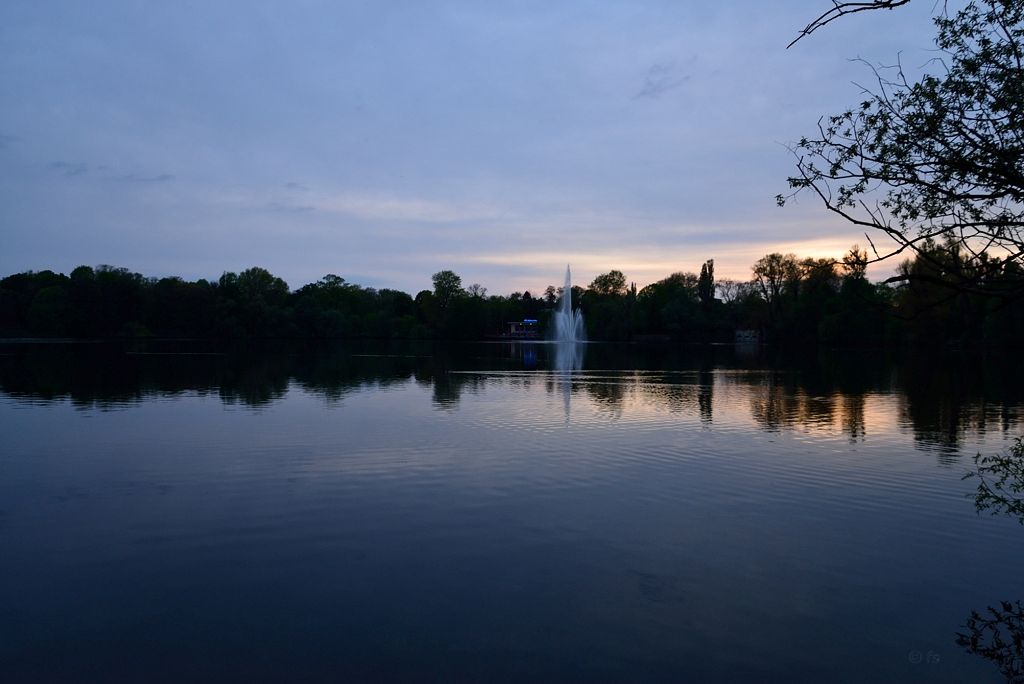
[2, 243, 1021, 346]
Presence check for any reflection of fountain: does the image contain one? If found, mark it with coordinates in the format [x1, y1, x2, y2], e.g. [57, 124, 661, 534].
[554, 340, 584, 373]
[551, 265, 586, 422]
[552, 265, 586, 343]
[553, 332, 585, 424]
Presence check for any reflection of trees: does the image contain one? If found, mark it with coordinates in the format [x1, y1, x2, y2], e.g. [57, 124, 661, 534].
[899, 353, 1024, 457]
[747, 374, 876, 441]
[292, 348, 422, 402]
[959, 438, 1024, 681]
[900, 370, 966, 458]
[965, 438, 1024, 526]
[553, 369, 718, 424]
[776, 348, 884, 440]
[748, 376, 804, 433]
[641, 381, 700, 415]
[956, 601, 1024, 682]
[749, 385, 791, 432]
[0, 341, 446, 409]
[0, 345, 238, 409]
[738, 347, 1024, 447]
[584, 378, 626, 419]
[432, 372, 486, 410]
[841, 393, 865, 443]
[217, 354, 290, 407]
[3, 343, 1022, 444]
[698, 369, 713, 425]
[432, 373, 462, 409]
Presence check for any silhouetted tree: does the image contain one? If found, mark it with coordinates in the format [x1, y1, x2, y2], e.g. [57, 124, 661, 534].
[842, 245, 869, 280]
[543, 285, 558, 305]
[1, 252, 1021, 344]
[636, 272, 699, 337]
[698, 259, 715, 307]
[781, 0, 1024, 299]
[716, 278, 741, 303]
[431, 270, 464, 309]
[589, 270, 627, 296]
[752, 253, 799, 322]
[237, 267, 289, 305]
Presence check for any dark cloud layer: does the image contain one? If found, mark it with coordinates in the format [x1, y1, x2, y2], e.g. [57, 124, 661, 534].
[117, 173, 174, 183]
[634, 63, 690, 99]
[49, 161, 90, 177]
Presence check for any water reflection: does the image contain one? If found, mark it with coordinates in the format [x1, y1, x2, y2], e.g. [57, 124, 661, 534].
[551, 342, 585, 423]
[842, 393, 866, 443]
[553, 341, 585, 373]
[966, 437, 1024, 526]
[898, 354, 1024, 458]
[583, 376, 626, 420]
[957, 601, 1024, 682]
[3, 340, 1024, 682]
[747, 379, 859, 437]
[433, 372, 487, 410]
[698, 368, 713, 425]
[1, 341, 1022, 452]
[959, 438, 1024, 682]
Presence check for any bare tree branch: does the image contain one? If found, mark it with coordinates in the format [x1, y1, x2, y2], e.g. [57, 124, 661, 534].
[789, 1, 915, 49]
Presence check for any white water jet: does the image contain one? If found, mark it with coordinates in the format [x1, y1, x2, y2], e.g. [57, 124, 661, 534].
[552, 265, 586, 343]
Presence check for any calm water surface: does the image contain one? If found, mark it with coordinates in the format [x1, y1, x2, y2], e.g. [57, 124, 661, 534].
[1, 341, 1022, 682]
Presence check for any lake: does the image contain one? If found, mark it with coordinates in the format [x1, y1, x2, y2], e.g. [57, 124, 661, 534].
[1, 341, 1022, 682]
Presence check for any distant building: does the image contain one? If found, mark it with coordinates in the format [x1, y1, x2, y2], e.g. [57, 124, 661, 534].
[505, 319, 540, 339]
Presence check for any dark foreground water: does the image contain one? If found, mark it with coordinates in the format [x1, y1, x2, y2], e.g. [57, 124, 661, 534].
[1, 341, 1022, 682]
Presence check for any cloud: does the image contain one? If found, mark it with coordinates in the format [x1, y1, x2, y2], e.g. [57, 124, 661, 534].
[266, 201, 315, 214]
[49, 163, 174, 182]
[2, 2, 938, 293]
[47, 161, 173, 182]
[116, 172, 175, 182]
[48, 161, 89, 176]
[314, 193, 503, 224]
[633, 63, 690, 99]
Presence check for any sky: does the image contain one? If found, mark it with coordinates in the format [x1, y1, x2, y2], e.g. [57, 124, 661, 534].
[0, 1, 947, 294]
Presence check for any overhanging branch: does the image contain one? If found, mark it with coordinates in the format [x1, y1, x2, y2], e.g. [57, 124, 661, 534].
[789, 1, 915, 48]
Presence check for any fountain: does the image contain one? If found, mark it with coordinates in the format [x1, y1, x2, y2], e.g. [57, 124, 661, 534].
[552, 265, 586, 343]
[551, 265, 585, 379]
